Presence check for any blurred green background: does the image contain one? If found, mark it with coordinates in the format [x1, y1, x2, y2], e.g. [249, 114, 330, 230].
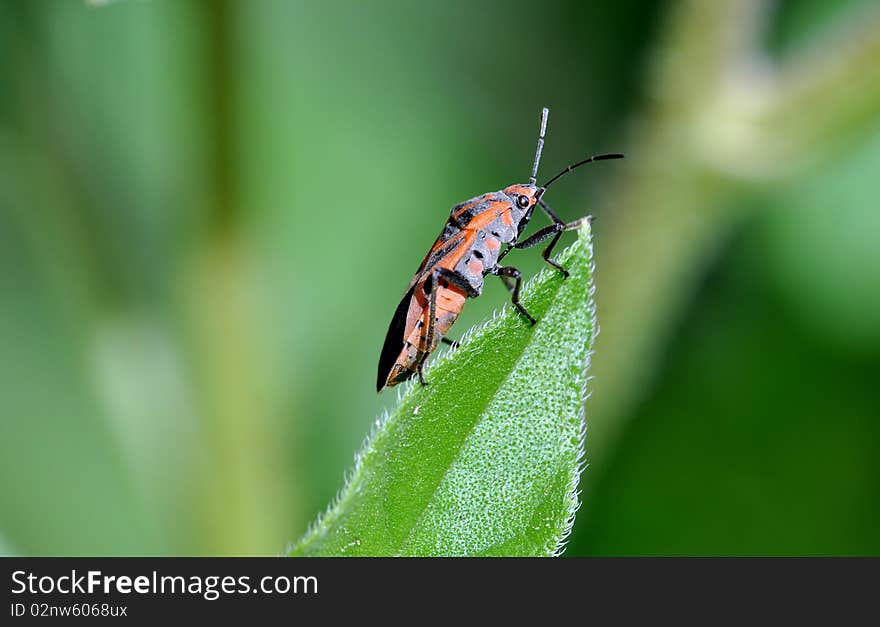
[1, 0, 878, 556]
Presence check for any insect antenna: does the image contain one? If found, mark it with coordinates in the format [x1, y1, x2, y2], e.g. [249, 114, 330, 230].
[529, 107, 550, 185]
[541, 153, 624, 190]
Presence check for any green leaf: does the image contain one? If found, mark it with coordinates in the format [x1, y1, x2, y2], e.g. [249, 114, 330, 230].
[289, 222, 597, 557]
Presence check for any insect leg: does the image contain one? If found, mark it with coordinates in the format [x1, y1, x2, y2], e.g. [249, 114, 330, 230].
[513, 222, 568, 276]
[489, 265, 535, 325]
[497, 273, 516, 294]
[496, 242, 514, 265]
[537, 197, 565, 224]
[432, 267, 481, 298]
[416, 268, 476, 385]
[424, 267, 478, 354]
[514, 222, 564, 249]
[415, 271, 439, 385]
[441, 337, 459, 348]
[516, 198, 592, 278]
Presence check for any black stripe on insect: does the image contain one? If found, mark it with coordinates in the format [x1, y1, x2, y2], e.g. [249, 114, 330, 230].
[377, 107, 622, 392]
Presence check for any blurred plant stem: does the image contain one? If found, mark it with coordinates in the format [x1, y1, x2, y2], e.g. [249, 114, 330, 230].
[183, 235, 293, 554]
[181, 1, 296, 554]
[585, 0, 880, 481]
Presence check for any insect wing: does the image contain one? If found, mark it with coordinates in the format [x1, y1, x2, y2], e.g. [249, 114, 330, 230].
[376, 229, 472, 391]
[376, 283, 420, 391]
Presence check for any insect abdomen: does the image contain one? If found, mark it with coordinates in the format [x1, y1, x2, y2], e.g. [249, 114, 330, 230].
[385, 284, 467, 387]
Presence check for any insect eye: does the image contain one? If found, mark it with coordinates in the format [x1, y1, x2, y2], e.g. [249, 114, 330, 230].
[516, 194, 530, 209]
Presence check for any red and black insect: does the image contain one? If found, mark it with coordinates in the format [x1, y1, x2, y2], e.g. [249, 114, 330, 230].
[377, 107, 622, 392]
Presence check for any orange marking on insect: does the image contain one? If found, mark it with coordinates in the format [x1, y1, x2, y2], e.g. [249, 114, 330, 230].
[464, 200, 507, 231]
[376, 107, 623, 391]
[438, 230, 477, 271]
[505, 184, 533, 199]
[425, 228, 466, 257]
[437, 287, 466, 311]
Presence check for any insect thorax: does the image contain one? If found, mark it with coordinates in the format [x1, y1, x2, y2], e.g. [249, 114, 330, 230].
[449, 190, 527, 294]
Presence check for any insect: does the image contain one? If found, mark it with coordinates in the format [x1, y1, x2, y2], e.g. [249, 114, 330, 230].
[377, 107, 622, 392]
